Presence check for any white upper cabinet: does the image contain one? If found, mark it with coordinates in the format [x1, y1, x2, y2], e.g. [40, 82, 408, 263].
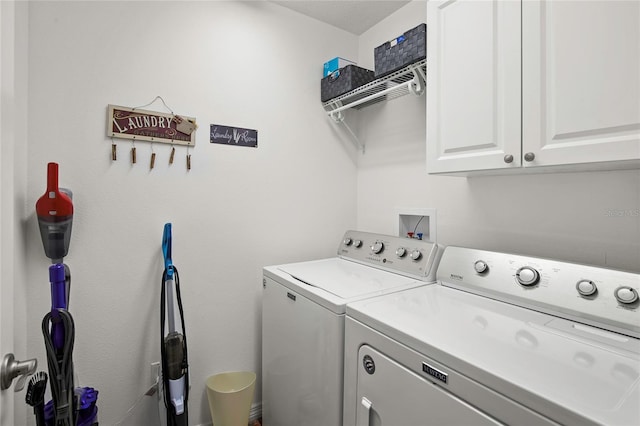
[427, 0, 640, 175]
[522, 0, 640, 168]
[427, 0, 521, 173]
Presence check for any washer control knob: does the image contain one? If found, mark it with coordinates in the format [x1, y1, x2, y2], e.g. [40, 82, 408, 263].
[343, 237, 352, 246]
[354, 240, 363, 248]
[396, 247, 407, 258]
[614, 287, 639, 304]
[474, 260, 489, 274]
[410, 250, 422, 261]
[576, 280, 597, 297]
[516, 266, 539, 286]
[371, 241, 384, 254]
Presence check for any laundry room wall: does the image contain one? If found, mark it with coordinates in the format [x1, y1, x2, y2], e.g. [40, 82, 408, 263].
[355, 1, 640, 273]
[23, 2, 357, 425]
[1, 1, 29, 424]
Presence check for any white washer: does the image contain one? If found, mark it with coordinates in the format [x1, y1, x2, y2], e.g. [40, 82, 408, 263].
[262, 230, 441, 426]
[344, 246, 640, 426]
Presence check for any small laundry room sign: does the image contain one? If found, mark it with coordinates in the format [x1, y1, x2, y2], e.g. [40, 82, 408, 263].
[210, 124, 258, 148]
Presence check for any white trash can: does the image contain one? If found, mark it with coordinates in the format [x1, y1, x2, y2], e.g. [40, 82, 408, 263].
[206, 371, 256, 426]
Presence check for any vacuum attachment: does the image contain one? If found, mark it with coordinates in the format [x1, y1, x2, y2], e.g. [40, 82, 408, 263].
[36, 163, 73, 263]
[25, 371, 48, 426]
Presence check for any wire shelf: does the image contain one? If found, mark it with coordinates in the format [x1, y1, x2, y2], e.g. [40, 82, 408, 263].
[322, 59, 426, 120]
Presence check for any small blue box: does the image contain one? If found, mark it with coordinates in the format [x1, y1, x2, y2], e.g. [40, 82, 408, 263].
[323, 57, 356, 77]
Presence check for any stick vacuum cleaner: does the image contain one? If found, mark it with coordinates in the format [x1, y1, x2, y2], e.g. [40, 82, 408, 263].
[160, 223, 189, 426]
[35, 162, 98, 426]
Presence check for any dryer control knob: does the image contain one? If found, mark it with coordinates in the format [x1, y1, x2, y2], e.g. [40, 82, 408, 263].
[614, 286, 638, 304]
[371, 241, 384, 254]
[363, 355, 375, 375]
[396, 247, 407, 258]
[343, 237, 352, 246]
[353, 240, 363, 248]
[516, 266, 539, 286]
[474, 260, 489, 274]
[576, 280, 597, 297]
[410, 250, 422, 261]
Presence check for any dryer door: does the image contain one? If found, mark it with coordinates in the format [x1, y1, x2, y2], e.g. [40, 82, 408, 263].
[356, 345, 502, 426]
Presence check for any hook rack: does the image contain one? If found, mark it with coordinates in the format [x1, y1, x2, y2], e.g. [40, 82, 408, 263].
[107, 100, 196, 147]
[107, 98, 197, 170]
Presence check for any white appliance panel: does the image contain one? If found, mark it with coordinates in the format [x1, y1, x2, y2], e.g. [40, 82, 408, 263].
[262, 231, 442, 426]
[265, 258, 427, 315]
[437, 246, 640, 337]
[346, 284, 640, 425]
[262, 276, 343, 426]
[278, 258, 421, 299]
[356, 345, 502, 426]
[344, 318, 558, 426]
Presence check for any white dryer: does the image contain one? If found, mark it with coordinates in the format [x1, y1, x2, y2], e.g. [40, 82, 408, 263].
[262, 230, 441, 426]
[344, 246, 640, 426]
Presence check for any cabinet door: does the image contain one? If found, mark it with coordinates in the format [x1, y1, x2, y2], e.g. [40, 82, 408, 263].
[523, 1, 640, 168]
[427, 0, 521, 174]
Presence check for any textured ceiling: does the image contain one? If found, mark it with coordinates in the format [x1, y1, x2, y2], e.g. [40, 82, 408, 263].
[271, 1, 411, 35]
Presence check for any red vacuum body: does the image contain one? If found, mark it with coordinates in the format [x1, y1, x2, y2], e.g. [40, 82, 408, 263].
[36, 163, 74, 262]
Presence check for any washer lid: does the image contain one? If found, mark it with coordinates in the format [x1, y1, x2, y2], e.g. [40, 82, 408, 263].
[347, 285, 640, 426]
[278, 258, 421, 300]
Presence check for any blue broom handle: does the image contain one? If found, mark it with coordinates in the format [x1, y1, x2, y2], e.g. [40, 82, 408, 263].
[162, 223, 174, 280]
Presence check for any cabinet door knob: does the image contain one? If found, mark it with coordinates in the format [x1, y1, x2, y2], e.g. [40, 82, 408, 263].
[503, 154, 514, 163]
[524, 152, 536, 162]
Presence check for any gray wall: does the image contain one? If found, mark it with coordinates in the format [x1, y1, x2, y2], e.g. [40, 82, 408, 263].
[24, 1, 357, 424]
[0, 1, 29, 425]
[7, 1, 639, 425]
[356, 1, 640, 273]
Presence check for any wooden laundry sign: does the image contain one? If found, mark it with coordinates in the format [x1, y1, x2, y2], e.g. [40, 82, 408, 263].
[210, 124, 258, 148]
[107, 104, 197, 146]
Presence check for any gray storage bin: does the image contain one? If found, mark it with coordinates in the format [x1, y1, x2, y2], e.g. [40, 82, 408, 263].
[374, 23, 426, 78]
[320, 65, 375, 102]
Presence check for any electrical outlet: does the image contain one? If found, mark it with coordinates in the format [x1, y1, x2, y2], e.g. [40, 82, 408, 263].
[150, 361, 160, 385]
[144, 362, 161, 397]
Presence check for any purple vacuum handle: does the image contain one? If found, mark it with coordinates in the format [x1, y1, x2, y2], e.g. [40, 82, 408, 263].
[49, 264, 68, 350]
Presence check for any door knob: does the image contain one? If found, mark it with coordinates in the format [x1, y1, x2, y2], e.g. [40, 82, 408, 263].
[1, 353, 37, 391]
[503, 154, 514, 163]
[524, 152, 536, 162]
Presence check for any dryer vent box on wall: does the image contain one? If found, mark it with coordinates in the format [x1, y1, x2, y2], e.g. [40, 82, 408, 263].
[396, 208, 437, 243]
